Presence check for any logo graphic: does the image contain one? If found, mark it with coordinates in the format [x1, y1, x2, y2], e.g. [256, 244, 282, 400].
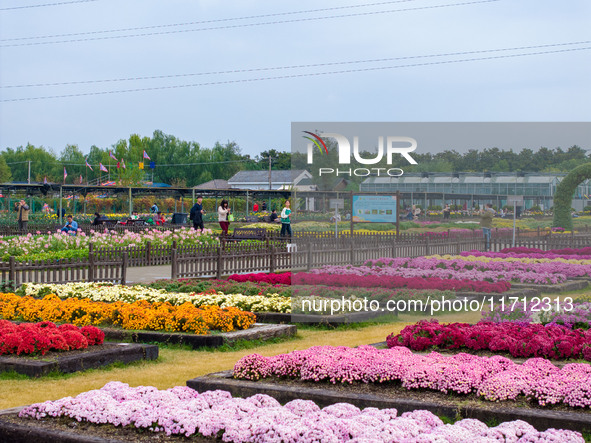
[304, 132, 418, 165]
[301, 130, 418, 178]
[302, 131, 328, 155]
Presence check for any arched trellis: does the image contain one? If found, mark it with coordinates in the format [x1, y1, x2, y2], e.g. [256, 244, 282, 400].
[552, 163, 591, 229]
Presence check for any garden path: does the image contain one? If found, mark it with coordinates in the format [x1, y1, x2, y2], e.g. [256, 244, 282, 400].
[125, 265, 170, 284]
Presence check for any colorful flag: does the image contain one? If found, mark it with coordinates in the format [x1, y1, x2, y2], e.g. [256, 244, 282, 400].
[43, 176, 48, 184]
[116, 162, 120, 169]
[85, 159, 93, 171]
[143, 150, 150, 160]
[64, 167, 67, 179]
[139, 162, 144, 170]
[109, 151, 118, 161]
[79, 175, 83, 184]
[121, 159, 126, 169]
[99, 163, 108, 173]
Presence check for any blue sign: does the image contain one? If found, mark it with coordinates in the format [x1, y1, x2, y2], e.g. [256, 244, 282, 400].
[352, 195, 397, 223]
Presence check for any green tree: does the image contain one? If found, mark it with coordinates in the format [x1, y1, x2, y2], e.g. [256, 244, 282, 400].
[0, 156, 12, 182]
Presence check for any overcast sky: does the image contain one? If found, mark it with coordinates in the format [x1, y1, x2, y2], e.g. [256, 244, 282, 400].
[0, 0, 589, 160]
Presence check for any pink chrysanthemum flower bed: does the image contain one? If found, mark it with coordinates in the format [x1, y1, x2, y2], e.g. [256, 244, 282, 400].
[19, 382, 583, 442]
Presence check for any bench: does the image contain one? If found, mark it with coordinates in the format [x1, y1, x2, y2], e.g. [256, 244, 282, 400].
[226, 227, 267, 242]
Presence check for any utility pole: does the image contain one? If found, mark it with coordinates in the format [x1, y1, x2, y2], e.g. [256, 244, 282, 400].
[268, 155, 272, 190]
[27, 161, 31, 184]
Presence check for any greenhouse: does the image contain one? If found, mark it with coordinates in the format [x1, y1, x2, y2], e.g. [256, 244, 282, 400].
[360, 172, 591, 210]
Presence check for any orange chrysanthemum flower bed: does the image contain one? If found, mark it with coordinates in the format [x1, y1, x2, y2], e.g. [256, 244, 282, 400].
[0, 293, 256, 335]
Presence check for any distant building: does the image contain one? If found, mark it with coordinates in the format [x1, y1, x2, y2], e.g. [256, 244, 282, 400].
[193, 179, 230, 190]
[227, 170, 312, 190]
[360, 172, 591, 210]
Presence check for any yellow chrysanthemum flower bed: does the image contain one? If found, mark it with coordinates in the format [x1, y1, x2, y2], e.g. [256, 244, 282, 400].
[428, 254, 591, 265]
[0, 293, 255, 335]
[19, 282, 292, 313]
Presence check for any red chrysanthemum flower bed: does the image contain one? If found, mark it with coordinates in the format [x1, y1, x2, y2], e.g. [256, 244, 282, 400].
[227, 272, 291, 285]
[0, 320, 104, 356]
[387, 320, 591, 360]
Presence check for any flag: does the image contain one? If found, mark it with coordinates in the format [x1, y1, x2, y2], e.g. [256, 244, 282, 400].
[116, 162, 120, 169]
[85, 159, 93, 171]
[79, 175, 83, 184]
[64, 167, 67, 179]
[139, 162, 144, 170]
[43, 176, 48, 184]
[143, 150, 150, 160]
[109, 151, 118, 161]
[99, 163, 108, 173]
[121, 159, 126, 169]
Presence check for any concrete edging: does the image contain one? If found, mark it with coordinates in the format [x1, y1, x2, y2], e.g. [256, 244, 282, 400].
[186, 371, 591, 434]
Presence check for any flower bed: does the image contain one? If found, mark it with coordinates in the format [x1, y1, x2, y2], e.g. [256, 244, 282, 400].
[501, 247, 591, 256]
[227, 272, 291, 285]
[234, 345, 591, 408]
[362, 256, 591, 284]
[19, 283, 291, 313]
[0, 320, 103, 355]
[294, 272, 510, 293]
[386, 320, 591, 360]
[0, 227, 218, 262]
[0, 293, 255, 335]
[17, 381, 582, 442]
[147, 278, 291, 298]
[459, 250, 591, 263]
[483, 298, 591, 330]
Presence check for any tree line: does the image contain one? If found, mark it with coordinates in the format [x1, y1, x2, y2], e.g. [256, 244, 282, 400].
[1, 129, 587, 186]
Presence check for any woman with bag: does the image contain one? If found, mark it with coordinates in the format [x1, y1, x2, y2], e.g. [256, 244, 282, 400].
[218, 199, 231, 236]
[280, 200, 292, 238]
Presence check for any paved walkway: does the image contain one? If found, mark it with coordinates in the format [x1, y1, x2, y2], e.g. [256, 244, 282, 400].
[126, 265, 171, 284]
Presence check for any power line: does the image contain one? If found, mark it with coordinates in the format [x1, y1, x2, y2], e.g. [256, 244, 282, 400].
[2, 40, 588, 89]
[2, 44, 589, 102]
[0, 0, 422, 41]
[0, 0, 99, 11]
[0, 0, 501, 48]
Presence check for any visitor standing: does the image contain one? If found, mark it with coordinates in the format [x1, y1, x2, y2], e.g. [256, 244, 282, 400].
[190, 196, 205, 231]
[218, 199, 231, 236]
[262, 201, 267, 212]
[479, 203, 495, 251]
[443, 204, 451, 220]
[17, 200, 30, 233]
[280, 201, 292, 238]
[253, 202, 259, 212]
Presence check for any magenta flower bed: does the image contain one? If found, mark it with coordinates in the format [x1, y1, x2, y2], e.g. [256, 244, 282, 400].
[0, 320, 104, 356]
[462, 250, 591, 260]
[293, 272, 510, 293]
[227, 272, 291, 285]
[309, 260, 565, 285]
[19, 382, 583, 442]
[387, 320, 591, 360]
[234, 346, 591, 408]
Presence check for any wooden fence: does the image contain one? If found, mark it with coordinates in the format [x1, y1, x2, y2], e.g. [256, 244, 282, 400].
[0, 253, 128, 289]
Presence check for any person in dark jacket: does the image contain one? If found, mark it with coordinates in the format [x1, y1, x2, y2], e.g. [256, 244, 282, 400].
[190, 196, 205, 231]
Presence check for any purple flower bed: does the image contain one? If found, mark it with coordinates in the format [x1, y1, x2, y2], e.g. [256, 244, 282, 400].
[234, 346, 591, 408]
[19, 381, 583, 442]
[387, 320, 591, 360]
[461, 250, 591, 261]
[363, 256, 591, 283]
[312, 259, 566, 285]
